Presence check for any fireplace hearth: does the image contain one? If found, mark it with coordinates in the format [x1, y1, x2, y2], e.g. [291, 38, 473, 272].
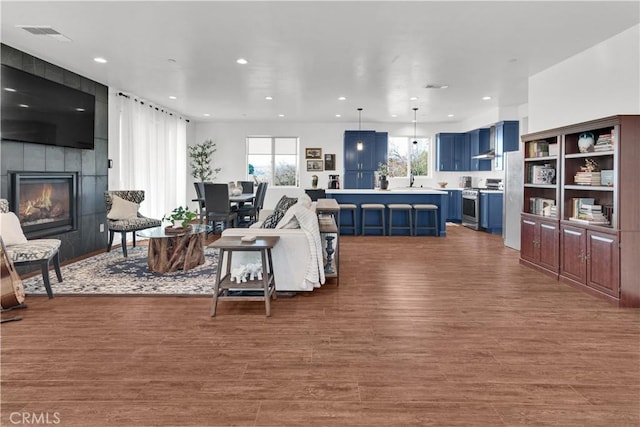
[10, 172, 78, 239]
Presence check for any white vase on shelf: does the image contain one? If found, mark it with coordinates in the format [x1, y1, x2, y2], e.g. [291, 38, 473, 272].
[577, 132, 595, 153]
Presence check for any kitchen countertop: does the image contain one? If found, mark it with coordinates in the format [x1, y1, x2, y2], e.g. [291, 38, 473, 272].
[479, 190, 504, 194]
[326, 188, 447, 195]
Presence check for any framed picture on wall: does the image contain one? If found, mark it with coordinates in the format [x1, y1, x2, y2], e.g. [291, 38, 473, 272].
[324, 154, 336, 170]
[305, 148, 322, 159]
[306, 160, 324, 171]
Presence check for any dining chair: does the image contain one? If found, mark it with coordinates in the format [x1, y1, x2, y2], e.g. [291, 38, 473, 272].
[204, 183, 238, 233]
[236, 182, 268, 226]
[238, 181, 254, 194]
[193, 182, 208, 223]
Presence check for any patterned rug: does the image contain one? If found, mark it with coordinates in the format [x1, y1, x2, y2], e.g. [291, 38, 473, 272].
[21, 246, 218, 296]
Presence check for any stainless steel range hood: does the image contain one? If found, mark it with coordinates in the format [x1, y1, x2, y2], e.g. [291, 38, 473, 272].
[472, 150, 495, 159]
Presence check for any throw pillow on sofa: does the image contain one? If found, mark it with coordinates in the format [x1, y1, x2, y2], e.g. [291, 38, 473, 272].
[260, 209, 284, 229]
[274, 195, 298, 216]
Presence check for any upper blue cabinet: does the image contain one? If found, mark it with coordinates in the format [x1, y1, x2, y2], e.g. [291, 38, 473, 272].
[494, 120, 519, 171]
[344, 130, 387, 188]
[436, 133, 469, 171]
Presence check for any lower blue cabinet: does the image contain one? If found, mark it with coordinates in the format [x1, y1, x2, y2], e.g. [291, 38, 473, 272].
[446, 190, 462, 222]
[480, 192, 503, 233]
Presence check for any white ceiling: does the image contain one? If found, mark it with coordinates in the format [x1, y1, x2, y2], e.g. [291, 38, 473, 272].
[2, 1, 638, 124]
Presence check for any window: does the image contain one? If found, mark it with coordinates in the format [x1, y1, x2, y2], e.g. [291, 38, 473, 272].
[247, 136, 299, 186]
[387, 136, 430, 177]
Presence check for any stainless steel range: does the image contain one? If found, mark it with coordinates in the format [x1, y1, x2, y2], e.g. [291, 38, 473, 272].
[462, 178, 502, 230]
[462, 188, 481, 230]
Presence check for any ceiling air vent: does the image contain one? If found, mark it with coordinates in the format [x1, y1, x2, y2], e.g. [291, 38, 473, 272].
[16, 26, 71, 42]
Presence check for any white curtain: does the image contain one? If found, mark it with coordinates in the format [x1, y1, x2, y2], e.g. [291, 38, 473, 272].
[109, 91, 187, 220]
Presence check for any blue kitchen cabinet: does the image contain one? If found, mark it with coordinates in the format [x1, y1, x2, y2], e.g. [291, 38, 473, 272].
[480, 192, 503, 234]
[344, 130, 382, 188]
[446, 189, 462, 222]
[344, 170, 375, 189]
[468, 128, 491, 171]
[494, 120, 519, 171]
[437, 133, 470, 171]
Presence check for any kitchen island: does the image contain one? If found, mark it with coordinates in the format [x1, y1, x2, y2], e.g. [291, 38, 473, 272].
[326, 188, 448, 236]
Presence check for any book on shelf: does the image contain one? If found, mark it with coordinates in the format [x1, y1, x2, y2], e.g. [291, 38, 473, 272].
[529, 197, 556, 216]
[600, 170, 613, 186]
[594, 133, 614, 151]
[574, 171, 601, 185]
[528, 140, 549, 157]
[571, 198, 595, 218]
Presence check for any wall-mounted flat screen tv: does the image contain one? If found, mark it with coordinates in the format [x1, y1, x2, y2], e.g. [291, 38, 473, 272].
[1, 64, 95, 150]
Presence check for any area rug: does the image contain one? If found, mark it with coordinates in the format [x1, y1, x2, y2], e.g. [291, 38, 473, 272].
[21, 246, 218, 296]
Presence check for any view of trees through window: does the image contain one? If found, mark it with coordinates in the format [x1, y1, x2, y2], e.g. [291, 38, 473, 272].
[247, 137, 299, 186]
[387, 136, 430, 177]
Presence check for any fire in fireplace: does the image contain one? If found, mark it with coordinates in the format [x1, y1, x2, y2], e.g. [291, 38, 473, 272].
[10, 172, 78, 238]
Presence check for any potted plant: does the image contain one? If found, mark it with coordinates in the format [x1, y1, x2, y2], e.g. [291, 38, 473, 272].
[377, 162, 389, 190]
[188, 139, 222, 182]
[162, 206, 199, 233]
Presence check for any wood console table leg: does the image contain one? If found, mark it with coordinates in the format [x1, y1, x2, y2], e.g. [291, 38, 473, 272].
[211, 248, 225, 317]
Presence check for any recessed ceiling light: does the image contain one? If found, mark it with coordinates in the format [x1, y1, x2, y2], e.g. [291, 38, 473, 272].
[335, 114, 341, 118]
[4, 87, 16, 92]
[236, 58, 248, 65]
[391, 114, 397, 118]
[338, 96, 346, 101]
[278, 114, 285, 117]
[482, 96, 492, 101]
[203, 113, 210, 117]
[19, 104, 29, 108]
[93, 57, 107, 64]
[75, 108, 85, 112]
[447, 114, 454, 118]
[168, 96, 177, 100]
[265, 96, 273, 100]
[409, 96, 418, 101]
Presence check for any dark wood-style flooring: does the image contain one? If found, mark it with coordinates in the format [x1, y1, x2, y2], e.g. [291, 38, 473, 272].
[2, 225, 639, 426]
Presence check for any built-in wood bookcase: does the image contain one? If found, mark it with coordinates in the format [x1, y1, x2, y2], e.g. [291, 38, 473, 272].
[520, 115, 640, 307]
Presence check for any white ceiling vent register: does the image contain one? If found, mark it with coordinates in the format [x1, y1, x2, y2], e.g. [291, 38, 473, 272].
[16, 26, 71, 42]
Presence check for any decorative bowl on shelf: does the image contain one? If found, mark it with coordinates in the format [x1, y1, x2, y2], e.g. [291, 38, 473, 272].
[437, 181, 448, 188]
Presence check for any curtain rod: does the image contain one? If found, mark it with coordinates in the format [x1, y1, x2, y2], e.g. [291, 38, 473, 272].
[117, 92, 190, 123]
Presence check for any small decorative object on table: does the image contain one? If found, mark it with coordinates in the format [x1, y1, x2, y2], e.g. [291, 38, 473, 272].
[162, 206, 198, 233]
[311, 174, 319, 189]
[438, 181, 448, 188]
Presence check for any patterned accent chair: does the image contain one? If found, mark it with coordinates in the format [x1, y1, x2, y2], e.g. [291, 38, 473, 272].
[104, 191, 161, 257]
[0, 198, 62, 298]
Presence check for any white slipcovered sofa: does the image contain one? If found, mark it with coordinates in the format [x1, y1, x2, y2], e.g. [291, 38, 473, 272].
[220, 195, 325, 292]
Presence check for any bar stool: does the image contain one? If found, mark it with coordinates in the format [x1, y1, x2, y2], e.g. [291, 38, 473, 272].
[412, 204, 439, 236]
[361, 203, 386, 236]
[338, 203, 358, 235]
[387, 203, 413, 236]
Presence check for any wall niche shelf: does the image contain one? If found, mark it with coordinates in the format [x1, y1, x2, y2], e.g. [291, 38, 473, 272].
[520, 115, 640, 307]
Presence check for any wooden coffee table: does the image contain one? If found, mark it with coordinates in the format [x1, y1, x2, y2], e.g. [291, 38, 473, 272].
[136, 224, 210, 273]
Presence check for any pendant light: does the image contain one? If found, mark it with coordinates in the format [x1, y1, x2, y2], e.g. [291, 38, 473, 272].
[412, 107, 419, 145]
[356, 108, 364, 151]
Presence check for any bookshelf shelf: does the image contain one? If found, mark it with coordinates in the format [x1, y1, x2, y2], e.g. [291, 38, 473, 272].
[520, 115, 640, 307]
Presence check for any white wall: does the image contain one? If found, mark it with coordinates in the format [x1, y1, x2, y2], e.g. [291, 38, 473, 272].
[191, 120, 504, 209]
[528, 24, 640, 132]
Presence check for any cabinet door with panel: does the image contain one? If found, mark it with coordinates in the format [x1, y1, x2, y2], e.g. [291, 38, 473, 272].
[480, 192, 503, 233]
[344, 130, 376, 171]
[538, 221, 559, 273]
[520, 215, 559, 276]
[520, 216, 539, 264]
[560, 225, 587, 284]
[454, 133, 470, 171]
[374, 132, 388, 170]
[586, 230, 619, 297]
[436, 133, 456, 171]
[446, 190, 462, 222]
[494, 120, 519, 171]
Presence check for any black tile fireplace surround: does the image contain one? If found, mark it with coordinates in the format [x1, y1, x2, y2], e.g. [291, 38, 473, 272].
[1, 44, 109, 264]
[10, 171, 79, 239]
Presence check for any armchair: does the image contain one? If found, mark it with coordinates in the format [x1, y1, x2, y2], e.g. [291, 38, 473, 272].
[104, 191, 161, 257]
[0, 198, 62, 298]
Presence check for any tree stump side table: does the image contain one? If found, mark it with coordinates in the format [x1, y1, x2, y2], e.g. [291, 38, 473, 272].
[136, 224, 209, 273]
